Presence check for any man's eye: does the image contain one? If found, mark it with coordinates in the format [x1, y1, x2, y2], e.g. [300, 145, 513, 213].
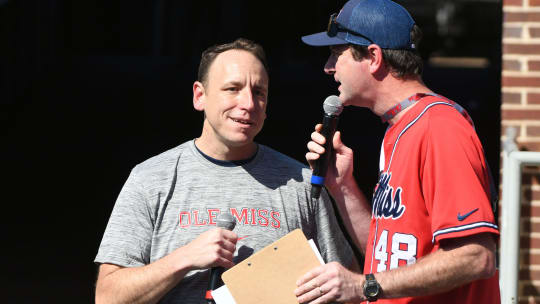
[256, 90, 268, 99]
[330, 47, 344, 56]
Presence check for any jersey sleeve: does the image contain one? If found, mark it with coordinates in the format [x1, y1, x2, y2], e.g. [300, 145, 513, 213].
[313, 188, 355, 267]
[422, 110, 498, 244]
[94, 166, 154, 267]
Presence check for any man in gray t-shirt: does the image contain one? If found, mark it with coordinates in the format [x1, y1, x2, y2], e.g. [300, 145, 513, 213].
[94, 38, 357, 304]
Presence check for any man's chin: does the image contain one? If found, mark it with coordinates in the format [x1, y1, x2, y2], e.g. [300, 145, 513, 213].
[338, 94, 364, 108]
[337, 94, 350, 106]
[225, 135, 256, 147]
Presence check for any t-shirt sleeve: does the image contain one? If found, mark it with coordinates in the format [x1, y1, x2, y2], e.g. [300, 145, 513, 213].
[313, 188, 355, 267]
[422, 112, 499, 244]
[94, 166, 154, 267]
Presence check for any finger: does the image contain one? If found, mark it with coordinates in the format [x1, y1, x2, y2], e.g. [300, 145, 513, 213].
[294, 282, 311, 297]
[296, 288, 319, 304]
[295, 281, 318, 303]
[206, 231, 237, 254]
[309, 291, 333, 304]
[314, 123, 323, 132]
[211, 245, 237, 268]
[294, 278, 317, 297]
[311, 131, 326, 146]
[208, 230, 237, 248]
[220, 230, 238, 243]
[305, 152, 320, 169]
[295, 267, 325, 297]
[307, 141, 325, 154]
[219, 238, 237, 253]
[297, 285, 329, 304]
[317, 282, 332, 301]
[214, 255, 236, 268]
[296, 266, 323, 286]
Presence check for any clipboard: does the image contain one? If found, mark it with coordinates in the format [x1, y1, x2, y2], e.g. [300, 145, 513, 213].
[221, 229, 323, 304]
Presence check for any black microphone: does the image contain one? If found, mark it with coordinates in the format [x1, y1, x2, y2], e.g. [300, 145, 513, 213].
[205, 213, 236, 304]
[310, 95, 343, 199]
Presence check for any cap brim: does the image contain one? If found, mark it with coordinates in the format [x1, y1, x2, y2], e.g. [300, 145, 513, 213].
[301, 32, 348, 46]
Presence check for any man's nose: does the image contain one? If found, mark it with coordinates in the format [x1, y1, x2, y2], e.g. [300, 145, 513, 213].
[324, 56, 336, 75]
[239, 89, 256, 110]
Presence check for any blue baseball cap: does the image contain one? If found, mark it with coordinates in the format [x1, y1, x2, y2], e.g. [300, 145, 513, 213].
[301, 0, 416, 50]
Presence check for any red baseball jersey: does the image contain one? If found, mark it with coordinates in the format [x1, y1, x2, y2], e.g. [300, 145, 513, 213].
[363, 94, 500, 303]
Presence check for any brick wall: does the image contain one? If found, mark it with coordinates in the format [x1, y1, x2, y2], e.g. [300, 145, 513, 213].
[502, 0, 540, 302]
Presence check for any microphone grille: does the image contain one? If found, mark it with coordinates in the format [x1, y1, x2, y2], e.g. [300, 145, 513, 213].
[216, 213, 236, 231]
[323, 95, 343, 116]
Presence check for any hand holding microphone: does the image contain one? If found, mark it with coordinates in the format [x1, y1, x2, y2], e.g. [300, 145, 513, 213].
[310, 95, 344, 199]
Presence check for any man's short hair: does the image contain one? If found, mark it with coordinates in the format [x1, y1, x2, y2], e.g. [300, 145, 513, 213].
[349, 24, 423, 79]
[197, 38, 269, 87]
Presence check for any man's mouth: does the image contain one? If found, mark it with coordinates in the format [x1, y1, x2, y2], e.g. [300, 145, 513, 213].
[232, 118, 252, 125]
[335, 78, 341, 90]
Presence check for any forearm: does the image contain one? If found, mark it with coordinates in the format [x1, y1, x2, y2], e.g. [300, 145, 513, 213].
[375, 234, 496, 299]
[328, 176, 372, 253]
[95, 248, 192, 304]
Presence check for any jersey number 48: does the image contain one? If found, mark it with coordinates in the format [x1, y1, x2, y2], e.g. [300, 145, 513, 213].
[374, 230, 418, 272]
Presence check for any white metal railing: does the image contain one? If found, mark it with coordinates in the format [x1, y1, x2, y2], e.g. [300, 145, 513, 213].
[500, 127, 540, 303]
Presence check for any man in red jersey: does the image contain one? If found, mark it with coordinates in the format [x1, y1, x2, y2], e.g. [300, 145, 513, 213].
[293, 0, 500, 303]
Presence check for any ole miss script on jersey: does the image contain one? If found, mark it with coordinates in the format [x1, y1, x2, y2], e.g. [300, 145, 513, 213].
[364, 95, 500, 303]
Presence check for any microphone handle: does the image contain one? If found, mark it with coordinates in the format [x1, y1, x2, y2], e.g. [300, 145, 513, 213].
[311, 113, 340, 199]
[206, 266, 226, 304]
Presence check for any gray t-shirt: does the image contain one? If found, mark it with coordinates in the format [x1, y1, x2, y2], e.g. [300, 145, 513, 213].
[95, 140, 354, 303]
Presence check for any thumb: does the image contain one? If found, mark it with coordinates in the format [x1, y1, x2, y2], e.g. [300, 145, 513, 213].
[332, 131, 353, 156]
[332, 131, 345, 151]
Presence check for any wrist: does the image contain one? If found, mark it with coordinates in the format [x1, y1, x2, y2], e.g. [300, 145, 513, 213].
[329, 175, 360, 200]
[363, 273, 382, 302]
[170, 246, 197, 274]
[338, 175, 359, 193]
[325, 174, 356, 196]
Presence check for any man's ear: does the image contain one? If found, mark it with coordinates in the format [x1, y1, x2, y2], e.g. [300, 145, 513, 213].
[367, 44, 384, 74]
[193, 81, 205, 111]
